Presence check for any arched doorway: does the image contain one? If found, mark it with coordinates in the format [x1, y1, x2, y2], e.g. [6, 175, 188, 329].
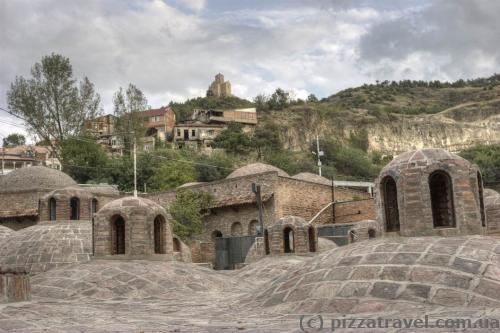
[368, 229, 376, 239]
[429, 171, 456, 228]
[211, 230, 223, 240]
[382, 176, 400, 232]
[248, 220, 259, 235]
[70, 197, 80, 220]
[478, 172, 486, 227]
[49, 198, 56, 221]
[264, 229, 270, 255]
[111, 215, 125, 255]
[231, 222, 242, 236]
[283, 226, 294, 253]
[91, 198, 98, 215]
[154, 215, 166, 254]
[308, 226, 316, 252]
[173, 237, 181, 252]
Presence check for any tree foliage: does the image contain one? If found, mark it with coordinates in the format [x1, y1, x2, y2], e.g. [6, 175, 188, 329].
[213, 123, 252, 154]
[2, 133, 26, 147]
[7, 53, 101, 151]
[113, 83, 149, 151]
[460, 144, 500, 186]
[168, 190, 213, 240]
[60, 136, 109, 183]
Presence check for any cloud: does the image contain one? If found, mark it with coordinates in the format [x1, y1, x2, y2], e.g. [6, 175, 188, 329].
[178, 0, 206, 12]
[359, 0, 500, 80]
[0, 0, 499, 141]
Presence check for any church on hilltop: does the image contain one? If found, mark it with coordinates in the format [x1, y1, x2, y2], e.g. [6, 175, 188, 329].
[207, 73, 232, 98]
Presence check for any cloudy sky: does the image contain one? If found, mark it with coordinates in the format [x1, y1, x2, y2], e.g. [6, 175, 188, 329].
[1, 0, 499, 140]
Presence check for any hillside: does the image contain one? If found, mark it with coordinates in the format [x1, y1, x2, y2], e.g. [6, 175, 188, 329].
[262, 75, 500, 155]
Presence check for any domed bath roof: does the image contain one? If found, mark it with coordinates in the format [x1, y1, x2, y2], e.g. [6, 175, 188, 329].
[226, 163, 289, 179]
[0, 166, 76, 193]
[0, 221, 92, 274]
[244, 235, 500, 314]
[382, 148, 473, 173]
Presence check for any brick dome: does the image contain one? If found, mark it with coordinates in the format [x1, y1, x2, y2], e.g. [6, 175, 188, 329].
[246, 236, 500, 314]
[0, 166, 76, 193]
[376, 148, 485, 237]
[94, 196, 173, 259]
[0, 225, 14, 243]
[98, 196, 163, 211]
[226, 163, 289, 179]
[0, 221, 92, 274]
[382, 148, 473, 173]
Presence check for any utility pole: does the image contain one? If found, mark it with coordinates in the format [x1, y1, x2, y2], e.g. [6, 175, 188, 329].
[331, 177, 336, 224]
[315, 135, 323, 177]
[133, 139, 138, 197]
[252, 183, 264, 236]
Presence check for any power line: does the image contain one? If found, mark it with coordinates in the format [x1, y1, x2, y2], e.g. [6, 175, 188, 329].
[0, 107, 234, 171]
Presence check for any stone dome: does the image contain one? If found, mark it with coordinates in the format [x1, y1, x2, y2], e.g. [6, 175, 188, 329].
[292, 172, 331, 185]
[99, 196, 163, 211]
[226, 163, 289, 179]
[0, 221, 92, 274]
[485, 188, 500, 198]
[382, 148, 473, 173]
[0, 166, 76, 193]
[44, 186, 93, 200]
[246, 236, 500, 314]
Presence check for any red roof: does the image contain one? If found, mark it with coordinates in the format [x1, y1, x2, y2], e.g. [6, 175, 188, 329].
[140, 106, 173, 117]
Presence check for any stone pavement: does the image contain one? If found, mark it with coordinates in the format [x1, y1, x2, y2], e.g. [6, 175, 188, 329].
[1, 236, 500, 332]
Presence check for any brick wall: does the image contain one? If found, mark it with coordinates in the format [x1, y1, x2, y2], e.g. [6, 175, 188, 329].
[334, 199, 376, 224]
[143, 190, 177, 209]
[0, 190, 49, 224]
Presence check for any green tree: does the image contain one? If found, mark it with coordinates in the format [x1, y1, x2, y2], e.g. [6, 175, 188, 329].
[460, 144, 500, 186]
[307, 94, 318, 103]
[148, 161, 197, 192]
[268, 88, 290, 110]
[2, 133, 26, 147]
[252, 123, 282, 159]
[195, 151, 233, 182]
[60, 136, 109, 183]
[7, 53, 101, 151]
[213, 123, 252, 154]
[113, 83, 148, 152]
[169, 190, 213, 240]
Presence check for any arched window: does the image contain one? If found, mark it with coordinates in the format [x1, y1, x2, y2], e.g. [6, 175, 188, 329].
[308, 226, 316, 252]
[382, 176, 400, 232]
[478, 172, 486, 227]
[49, 198, 56, 221]
[154, 215, 166, 254]
[173, 237, 181, 252]
[91, 198, 98, 215]
[111, 215, 125, 255]
[283, 226, 294, 253]
[231, 222, 242, 236]
[429, 171, 456, 228]
[264, 229, 270, 255]
[248, 220, 259, 235]
[211, 230, 223, 240]
[70, 197, 80, 220]
[368, 229, 376, 239]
